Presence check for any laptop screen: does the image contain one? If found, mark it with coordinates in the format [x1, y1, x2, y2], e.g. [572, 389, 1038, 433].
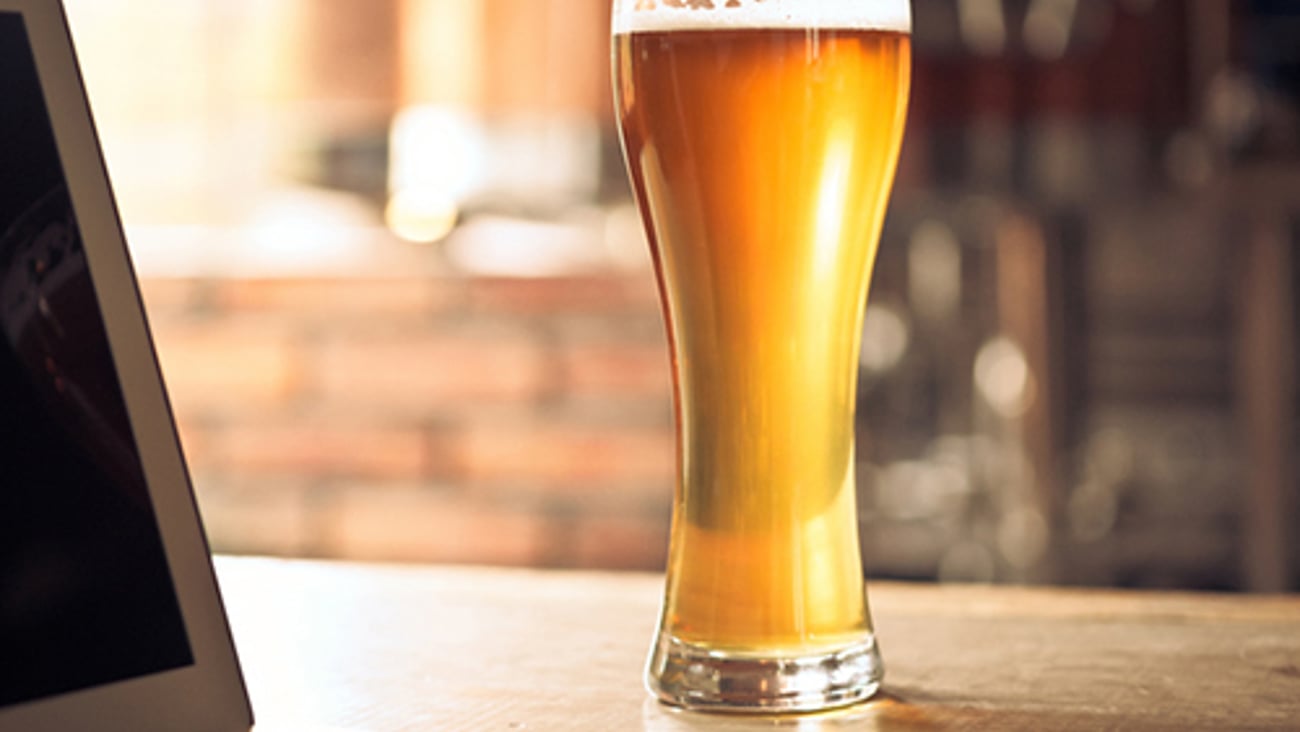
[0, 11, 194, 707]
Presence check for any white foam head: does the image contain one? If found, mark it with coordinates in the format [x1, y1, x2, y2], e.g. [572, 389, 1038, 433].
[613, 0, 911, 35]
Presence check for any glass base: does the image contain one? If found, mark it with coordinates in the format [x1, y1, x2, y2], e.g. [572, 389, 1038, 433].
[646, 632, 884, 713]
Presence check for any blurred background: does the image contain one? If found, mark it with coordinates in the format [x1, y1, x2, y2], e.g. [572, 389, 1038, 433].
[63, 0, 1298, 591]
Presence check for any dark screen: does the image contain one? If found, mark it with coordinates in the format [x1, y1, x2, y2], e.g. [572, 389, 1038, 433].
[0, 12, 193, 707]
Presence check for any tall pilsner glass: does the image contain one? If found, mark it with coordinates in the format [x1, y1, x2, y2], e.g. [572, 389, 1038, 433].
[613, 0, 911, 713]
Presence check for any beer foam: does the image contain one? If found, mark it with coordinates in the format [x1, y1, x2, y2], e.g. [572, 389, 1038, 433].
[613, 0, 911, 35]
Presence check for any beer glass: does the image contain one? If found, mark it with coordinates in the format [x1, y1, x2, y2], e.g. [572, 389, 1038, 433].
[612, 0, 911, 713]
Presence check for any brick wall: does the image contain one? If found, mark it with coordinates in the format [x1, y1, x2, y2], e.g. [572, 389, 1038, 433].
[140, 272, 675, 570]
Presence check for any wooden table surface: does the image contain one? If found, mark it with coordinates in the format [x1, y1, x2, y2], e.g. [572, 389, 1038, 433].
[215, 557, 1300, 731]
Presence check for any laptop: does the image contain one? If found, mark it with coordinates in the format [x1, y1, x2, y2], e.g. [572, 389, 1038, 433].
[0, 1, 252, 729]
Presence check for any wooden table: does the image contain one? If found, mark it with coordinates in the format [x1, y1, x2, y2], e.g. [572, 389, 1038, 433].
[215, 557, 1300, 731]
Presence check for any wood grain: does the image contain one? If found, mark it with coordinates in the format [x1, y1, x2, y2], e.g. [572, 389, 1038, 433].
[216, 558, 1300, 731]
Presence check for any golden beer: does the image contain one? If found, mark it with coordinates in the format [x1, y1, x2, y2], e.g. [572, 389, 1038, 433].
[614, 2, 910, 712]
